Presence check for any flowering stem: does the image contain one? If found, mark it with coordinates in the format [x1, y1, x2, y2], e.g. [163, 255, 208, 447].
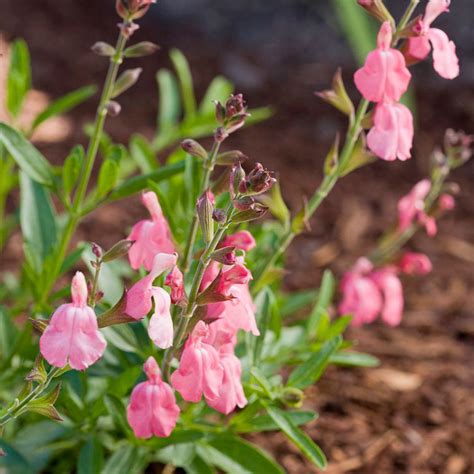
[181, 141, 221, 273]
[0, 367, 60, 427]
[163, 205, 234, 380]
[39, 30, 129, 306]
[394, 0, 420, 43]
[253, 99, 369, 288]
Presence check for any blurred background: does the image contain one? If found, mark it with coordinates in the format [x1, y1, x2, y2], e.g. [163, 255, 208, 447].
[0, 0, 473, 472]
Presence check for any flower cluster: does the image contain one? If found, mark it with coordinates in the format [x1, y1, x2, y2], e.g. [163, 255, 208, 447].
[353, 0, 459, 161]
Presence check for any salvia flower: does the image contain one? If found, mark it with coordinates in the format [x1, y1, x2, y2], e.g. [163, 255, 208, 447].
[165, 266, 185, 304]
[128, 192, 175, 271]
[125, 253, 177, 349]
[404, 0, 459, 79]
[171, 321, 224, 403]
[397, 179, 436, 235]
[369, 267, 404, 326]
[127, 357, 180, 439]
[399, 252, 433, 275]
[220, 230, 257, 252]
[354, 21, 411, 103]
[367, 101, 414, 161]
[40, 272, 107, 370]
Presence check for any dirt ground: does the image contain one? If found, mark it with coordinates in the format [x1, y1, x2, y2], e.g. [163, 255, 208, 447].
[1, 1, 473, 473]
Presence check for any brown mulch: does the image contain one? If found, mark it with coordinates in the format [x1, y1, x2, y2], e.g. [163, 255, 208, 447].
[1, 1, 473, 473]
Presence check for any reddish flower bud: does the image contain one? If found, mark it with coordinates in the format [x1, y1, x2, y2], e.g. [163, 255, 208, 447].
[165, 266, 185, 304]
[116, 0, 156, 20]
[91, 242, 103, 259]
[245, 163, 276, 195]
[230, 163, 246, 199]
[197, 190, 215, 243]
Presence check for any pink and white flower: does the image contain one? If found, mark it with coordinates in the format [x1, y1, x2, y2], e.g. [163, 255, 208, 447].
[127, 357, 180, 439]
[40, 272, 107, 370]
[398, 252, 433, 275]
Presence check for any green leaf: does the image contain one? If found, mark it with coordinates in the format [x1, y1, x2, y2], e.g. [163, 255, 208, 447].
[307, 270, 336, 336]
[330, 351, 380, 367]
[32, 85, 97, 130]
[0, 440, 34, 474]
[199, 76, 233, 115]
[0, 306, 18, 361]
[97, 159, 119, 198]
[102, 446, 139, 474]
[129, 134, 157, 173]
[325, 315, 352, 339]
[62, 145, 84, 202]
[0, 123, 54, 185]
[7, 39, 31, 118]
[197, 434, 284, 474]
[170, 49, 196, 118]
[185, 455, 216, 474]
[104, 394, 130, 434]
[265, 406, 327, 469]
[77, 436, 104, 474]
[288, 335, 342, 389]
[156, 69, 181, 131]
[109, 160, 185, 200]
[19, 172, 57, 272]
[235, 410, 317, 434]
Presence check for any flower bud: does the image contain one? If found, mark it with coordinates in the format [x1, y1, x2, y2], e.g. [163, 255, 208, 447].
[165, 266, 185, 304]
[116, 0, 156, 20]
[91, 242, 103, 259]
[245, 163, 276, 195]
[212, 208, 226, 223]
[357, 0, 395, 26]
[197, 190, 215, 243]
[181, 139, 208, 160]
[216, 150, 248, 166]
[102, 240, 135, 262]
[124, 41, 160, 58]
[105, 101, 122, 117]
[233, 196, 254, 211]
[214, 94, 250, 141]
[29, 318, 49, 334]
[91, 42, 116, 57]
[233, 202, 268, 223]
[444, 129, 473, 167]
[439, 193, 455, 211]
[230, 163, 246, 198]
[111, 68, 142, 99]
[316, 68, 354, 117]
[280, 387, 305, 408]
[211, 246, 236, 265]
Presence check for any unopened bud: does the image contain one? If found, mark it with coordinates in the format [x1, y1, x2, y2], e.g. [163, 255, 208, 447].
[197, 190, 215, 243]
[105, 100, 122, 117]
[30, 318, 49, 334]
[116, 0, 156, 21]
[245, 163, 276, 195]
[181, 139, 208, 160]
[212, 208, 226, 223]
[280, 387, 305, 408]
[118, 21, 140, 38]
[214, 126, 229, 143]
[211, 246, 236, 265]
[233, 202, 268, 223]
[111, 68, 142, 98]
[216, 150, 248, 166]
[91, 41, 116, 57]
[124, 41, 160, 58]
[102, 239, 135, 262]
[439, 193, 455, 211]
[233, 195, 254, 211]
[230, 163, 246, 198]
[357, 0, 395, 26]
[225, 94, 246, 119]
[91, 242, 103, 259]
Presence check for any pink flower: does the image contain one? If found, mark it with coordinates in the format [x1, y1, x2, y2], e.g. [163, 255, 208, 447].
[367, 101, 414, 161]
[439, 193, 455, 211]
[370, 268, 404, 326]
[128, 192, 175, 271]
[354, 21, 411, 102]
[127, 357, 180, 439]
[207, 344, 247, 415]
[40, 272, 107, 370]
[171, 321, 224, 403]
[399, 252, 433, 275]
[397, 180, 436, 235]
[220, 230, 257, 252]
[165, 266, 185, 304]
[405, 0, 459, 79]
[125, 253, 177, 320]
[148, 288, 173, 349]
[339, 258, 383, 326]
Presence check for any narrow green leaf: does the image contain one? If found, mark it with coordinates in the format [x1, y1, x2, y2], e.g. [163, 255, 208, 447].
[97, 159, 119, 198]
[185, 455, 216, 474]
[102, 446, 138, 474]
[170, 49, 196, 118]
[7, 39, 31, 118]
[77, 436, 104, 474]
[0, 123, 54, 185]
[330, 351, 380, 367]
[266, 406, 327, 469]
[156, 69, 181, 131]
[62, 145, 84, 202]
[104, 394, 130, 434]
[129, 134, 157, 173]
[288, 335, 342, 389]
[198, 434, 284, 474]
[109, 160, 185, 200]
[19, 172, 57, 272]
[0, 306, 18, 361]
[307, 270, 336, 335]
[235, 410, 318, 434]
[32, 85, 97, 130]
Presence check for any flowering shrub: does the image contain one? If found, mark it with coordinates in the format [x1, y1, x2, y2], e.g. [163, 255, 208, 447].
[0, 0, 471, 472]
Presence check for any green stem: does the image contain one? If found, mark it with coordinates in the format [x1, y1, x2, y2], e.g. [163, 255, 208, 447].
[39, 30, 129, 305]
[163, 206, 234, 380]
[253, 99, 369, 287]
[0, 367, 60, 427]
[394, 0, 420, 43]
[181, 141, 221, 273]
